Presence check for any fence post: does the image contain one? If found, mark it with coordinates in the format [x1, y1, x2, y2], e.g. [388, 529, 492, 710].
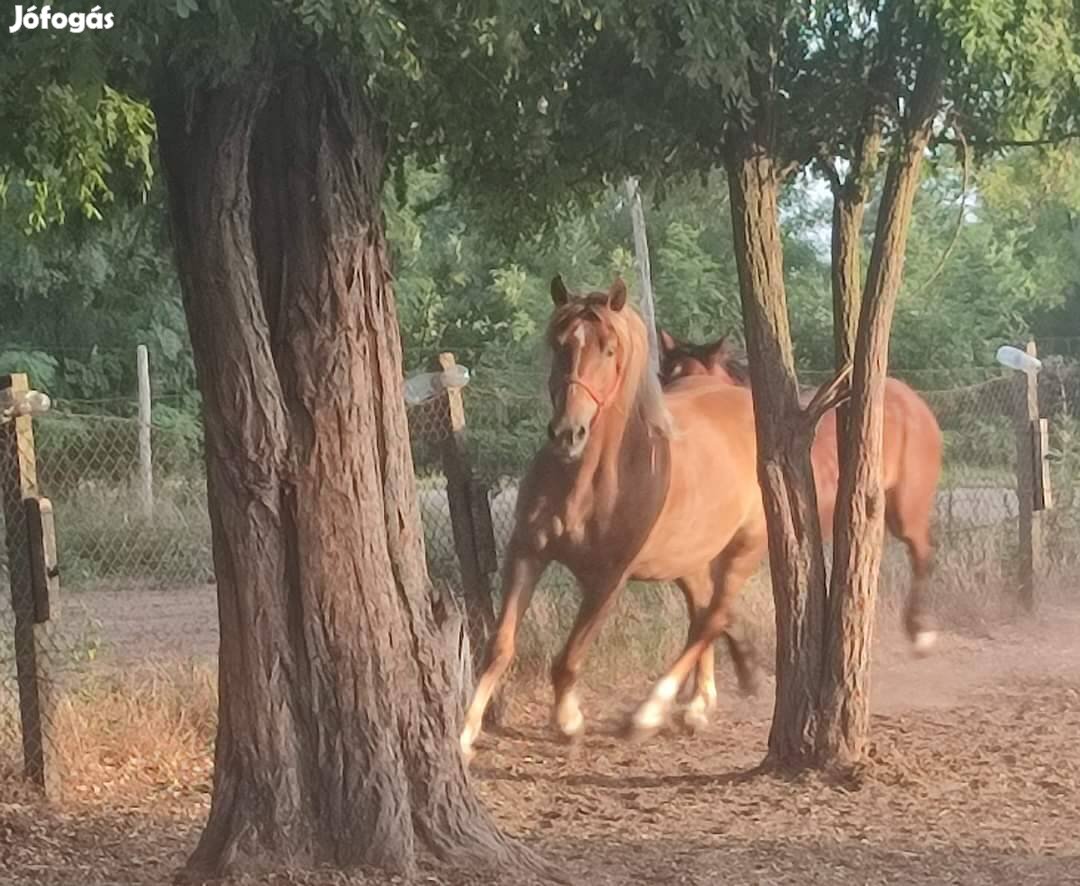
[1013, 340, 1044, 612]
[428, 352, 502, 723]
[0, 373, 59, 796]
[625, 176, 660, 376]
[136, 345, 153, 519]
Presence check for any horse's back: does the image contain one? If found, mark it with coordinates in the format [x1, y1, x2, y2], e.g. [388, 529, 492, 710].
[883, 378, 942, 520]
[665, 377, 758, 461]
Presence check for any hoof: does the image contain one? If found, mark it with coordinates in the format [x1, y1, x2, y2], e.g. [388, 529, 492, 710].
[681, 707, 709, 735]
[552, 707, 585, 743]
[459, 723, 479, 764]
[624, 697, 671, 743]
[912, 630, 937, 657]
[621, 717, 661, 744]
[736, 669, 761, 699]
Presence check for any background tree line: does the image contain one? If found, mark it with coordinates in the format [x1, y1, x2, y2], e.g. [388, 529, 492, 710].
[4, 148, 1080, 412]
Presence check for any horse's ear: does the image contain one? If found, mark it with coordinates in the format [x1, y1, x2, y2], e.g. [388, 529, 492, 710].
[658, 329, 679, 354]
[551, 275, 570, 306]
[608, 276, 628, 311]
[704, 336, 732, 368]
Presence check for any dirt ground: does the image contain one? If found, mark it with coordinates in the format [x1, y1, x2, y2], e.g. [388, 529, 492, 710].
[3, 592, 1079, 885]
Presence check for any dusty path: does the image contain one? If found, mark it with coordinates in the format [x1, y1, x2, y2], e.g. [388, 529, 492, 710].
[16, 590, 1077, 885]
[468, 605, 1080, 886]
[62, 583, 1079, 717]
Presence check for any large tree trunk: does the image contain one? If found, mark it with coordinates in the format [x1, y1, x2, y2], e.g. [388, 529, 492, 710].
[154, 59, 538, 880]
[725, 134, 829, 770]
[816, 51, 943, 765]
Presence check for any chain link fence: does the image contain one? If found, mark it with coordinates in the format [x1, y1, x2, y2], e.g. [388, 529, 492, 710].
[2, 353, 1079, 787]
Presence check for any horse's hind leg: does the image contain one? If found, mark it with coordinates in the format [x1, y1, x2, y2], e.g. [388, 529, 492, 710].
[629, 534, 764, 740]
[722, 614, 761, 699]
[676, 571, 760, 733]
[675, 573, 718, 731]
[886, 490, 936, 655]
[550, 577, 624, 740]
[460, 549, 547, 760]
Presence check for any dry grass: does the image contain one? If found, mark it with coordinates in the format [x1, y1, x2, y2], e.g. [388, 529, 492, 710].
[0, 662, 214, 885]
[2, 661, 215, 803]
[54, 661, 217, 803]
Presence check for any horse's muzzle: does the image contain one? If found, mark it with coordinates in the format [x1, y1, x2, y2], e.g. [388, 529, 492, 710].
[547, 419, 588, 461]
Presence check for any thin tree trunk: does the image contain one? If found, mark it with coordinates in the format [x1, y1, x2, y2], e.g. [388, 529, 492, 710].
[725, 135, 828, 770]
[155, 59, 543, 881]
[828, 67, 887, 469]
[831, 194, 867, 372]
[817, 50, 943, 766]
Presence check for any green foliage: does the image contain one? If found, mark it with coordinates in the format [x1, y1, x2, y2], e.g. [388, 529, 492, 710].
[0, 79, 155, 231]
[0, 184, 194, 404]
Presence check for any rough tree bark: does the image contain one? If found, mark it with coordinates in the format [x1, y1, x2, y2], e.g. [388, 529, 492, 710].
[825, 42, 891, 467]
[827, 111, 884, 378]
[725, 128, 831, 769]
[154, 58, 540, 881]
[816, 49, 944, 766]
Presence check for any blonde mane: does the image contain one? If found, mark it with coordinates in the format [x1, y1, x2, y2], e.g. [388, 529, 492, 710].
[547, 292, 674, 439]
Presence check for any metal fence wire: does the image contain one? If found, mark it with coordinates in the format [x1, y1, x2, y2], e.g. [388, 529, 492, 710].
[31, 409, 212, 591]
[2, 357, 1078, 785]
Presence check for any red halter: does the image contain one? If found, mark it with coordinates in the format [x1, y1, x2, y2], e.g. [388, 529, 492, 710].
[564, 357, 624, 420]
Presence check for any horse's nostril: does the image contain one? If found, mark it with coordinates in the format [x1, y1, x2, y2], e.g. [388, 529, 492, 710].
[573, 426, 587, 444]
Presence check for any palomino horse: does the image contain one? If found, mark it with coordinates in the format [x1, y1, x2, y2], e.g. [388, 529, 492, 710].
[460, 277, 769, 760]
[658, 329, 943, 651]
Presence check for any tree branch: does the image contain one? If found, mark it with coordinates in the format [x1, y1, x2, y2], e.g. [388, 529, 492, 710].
[908, 122, 971, 302]
[778, 159, 804, 182]
[800, 364, 853, 432]
[934, 131, 1080, 150]
[817, 156, 842, 193]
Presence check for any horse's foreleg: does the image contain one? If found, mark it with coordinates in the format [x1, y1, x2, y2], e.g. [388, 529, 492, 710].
[550, 579, 624, 740]
[629, 538, 763, 740]
[460, 550, 547, 760]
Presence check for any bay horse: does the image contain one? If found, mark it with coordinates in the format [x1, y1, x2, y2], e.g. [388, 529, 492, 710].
[460, 277, 769, 760]
[658, 329, 943, 651]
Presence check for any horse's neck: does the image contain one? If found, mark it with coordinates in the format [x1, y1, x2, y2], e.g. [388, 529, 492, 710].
[562, 392, 654, 530]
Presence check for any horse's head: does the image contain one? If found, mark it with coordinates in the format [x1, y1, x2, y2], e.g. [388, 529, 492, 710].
[545, 274, 644, 461]
[658, 329, 749, 389]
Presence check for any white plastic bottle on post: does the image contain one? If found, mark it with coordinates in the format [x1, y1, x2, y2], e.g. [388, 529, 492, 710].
[995, 345, 1042, 373]
[403, 364, 471, 405]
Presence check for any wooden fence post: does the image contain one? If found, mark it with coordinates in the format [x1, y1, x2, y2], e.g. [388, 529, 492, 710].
[428, 353, 501, 723]
[0, 373, 59, 796]
[1014, 340, 1045, 612]
[136, 345, 153, 519]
